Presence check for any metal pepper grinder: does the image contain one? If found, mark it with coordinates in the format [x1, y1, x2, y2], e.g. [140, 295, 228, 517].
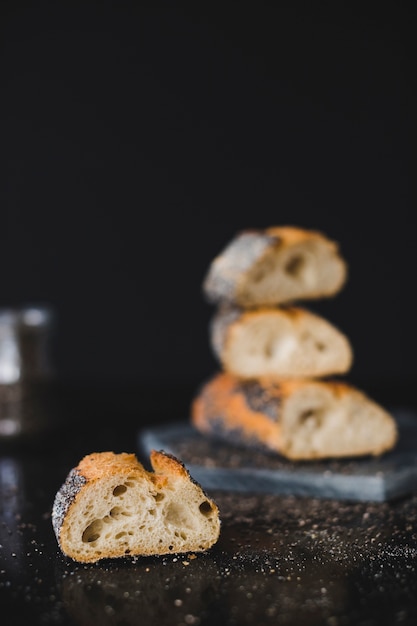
[0, 306, 55, 442]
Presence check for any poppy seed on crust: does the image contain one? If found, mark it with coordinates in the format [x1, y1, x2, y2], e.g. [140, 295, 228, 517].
[52, 469, 86, 541]
[241, 379, 283, 422]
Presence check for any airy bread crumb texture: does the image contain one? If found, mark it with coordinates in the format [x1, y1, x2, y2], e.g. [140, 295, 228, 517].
[281, 380, 398, 460]
[52, 450, 221, 563]
[240, 227, 347, 307]
[211, 306, 353, 379]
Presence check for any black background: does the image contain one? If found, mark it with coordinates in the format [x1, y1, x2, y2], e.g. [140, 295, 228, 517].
[1, 2, 416, 400]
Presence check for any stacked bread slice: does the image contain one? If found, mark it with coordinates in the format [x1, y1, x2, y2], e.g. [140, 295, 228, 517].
[191, 226, 398, 460]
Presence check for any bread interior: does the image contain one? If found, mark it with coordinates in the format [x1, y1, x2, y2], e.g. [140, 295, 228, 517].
[63, 471, 218, 562]
[227, 312, 352, 378]
[281, 385, 397, 460]
[240, 240, 344, 306]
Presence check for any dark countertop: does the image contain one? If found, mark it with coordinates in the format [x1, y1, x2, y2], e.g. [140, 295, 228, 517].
[1, 380, 417, 626]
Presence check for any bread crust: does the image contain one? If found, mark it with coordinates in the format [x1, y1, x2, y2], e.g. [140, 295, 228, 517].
[210, 305, 353, 379]
[52, 450, 221, 563]
[192, 370, 285, 452]
[191, 372, 398, 460]
[77, 451, 148, 482]
[202, 225, 347, 307]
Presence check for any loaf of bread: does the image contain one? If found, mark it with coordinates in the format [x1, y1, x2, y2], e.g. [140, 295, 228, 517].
[210, 305, 353, 379]
[202, 226, 348, 308]
[52, 450, 221, 563]
[191, 372, 398, 460]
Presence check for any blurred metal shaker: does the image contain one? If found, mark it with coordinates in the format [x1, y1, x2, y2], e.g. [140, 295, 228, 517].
[0, 306, 55, 441]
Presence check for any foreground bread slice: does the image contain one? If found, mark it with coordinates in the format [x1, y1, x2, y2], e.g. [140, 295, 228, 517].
[211, 305, 353, 379]
[202, 226, 348, 308]
[191, 372, 398, 460]
[52, 450, 221, 563]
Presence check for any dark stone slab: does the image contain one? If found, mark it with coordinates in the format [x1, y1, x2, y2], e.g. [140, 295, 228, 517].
[138, 408, 417, 502]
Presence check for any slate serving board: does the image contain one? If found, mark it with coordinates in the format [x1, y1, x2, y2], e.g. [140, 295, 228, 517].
[138, 408, 417, 502]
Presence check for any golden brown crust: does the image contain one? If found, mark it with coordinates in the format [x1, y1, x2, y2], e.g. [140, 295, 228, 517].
[150, 449, 191, 479]
[275, 377, 355, 398]
[265, 225, 339, 248]
[192, 371, 284, 450]
[77, 452, 146, 482]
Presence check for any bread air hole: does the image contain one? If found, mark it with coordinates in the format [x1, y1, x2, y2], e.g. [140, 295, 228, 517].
[199, 500, 214, 517]
[110, 506, 124, 518]
[265, 341, 274, 359]
[307, 337, 326, 352]
[115, 531, 126, 539]
[113, 484, 127, 497]
[298, 408, 323, 428]
[300, 331, 327, 353]
[175, 530, 188, 540]
[284, 254, 305, 278]
[82, 519, 103, 543]
[165, 502, 186, 526]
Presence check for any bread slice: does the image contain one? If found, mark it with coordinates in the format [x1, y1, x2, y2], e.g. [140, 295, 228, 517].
[191, 372, 398, 460]
[210, 305, 353, 379]
[202, 226, 348, 308]
[52, 450, 221, 563]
